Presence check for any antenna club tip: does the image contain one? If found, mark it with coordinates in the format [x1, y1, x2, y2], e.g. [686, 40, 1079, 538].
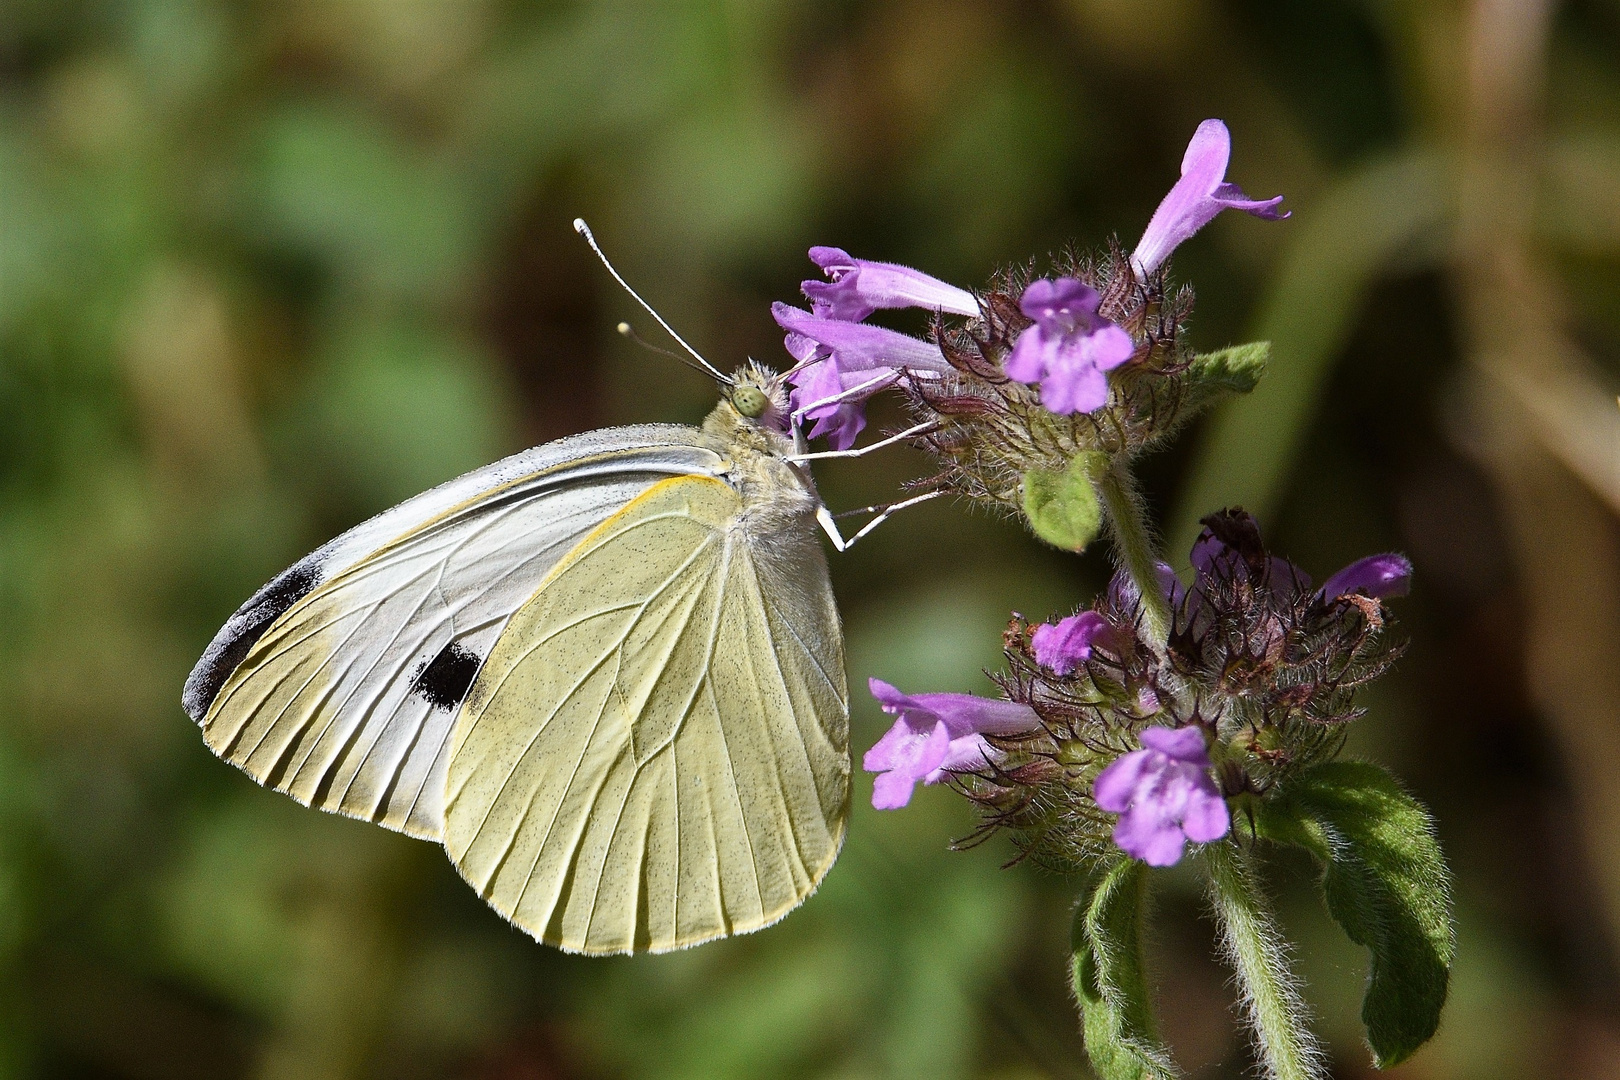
[616, 322, 633, 336]
[572, 218, 590, 235]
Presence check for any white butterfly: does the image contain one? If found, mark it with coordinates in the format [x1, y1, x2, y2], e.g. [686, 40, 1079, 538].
[184, 222, 931, 955]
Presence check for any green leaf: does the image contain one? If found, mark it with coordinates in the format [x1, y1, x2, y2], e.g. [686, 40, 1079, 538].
[1258, 761, 1455, 1067]
[1174, 342, 1272, 429]
[1021, 451, 1105, 552]
[1186, 341, 1270, 398]
[1072, 857, 1177, 1080]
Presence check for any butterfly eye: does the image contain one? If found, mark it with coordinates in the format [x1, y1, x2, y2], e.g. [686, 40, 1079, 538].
[731, 385, 769, 418]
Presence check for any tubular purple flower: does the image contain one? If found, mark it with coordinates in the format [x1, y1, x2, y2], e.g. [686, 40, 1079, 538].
[1317, 554, 1413, 601]
[782, 332, 860, 448]
[864, 678, 1042, 809]
[1131, 119, 1289, 279]
[1093, 726, 1229, 866]
[773, 302, 952, 374]
[1031, 612, 1110, 676]
[1184, 515, 1414, 607]
[775, 302, 949, 449]
[802, 247, 980, 323]
[785, 338, 900, 449]
[781, 329, 822, 368]
[1003, 278, 1135, 414]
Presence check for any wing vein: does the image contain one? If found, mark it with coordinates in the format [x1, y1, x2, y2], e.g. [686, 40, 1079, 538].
[456, 530, 719, 850]
[703, 536, 767, 914]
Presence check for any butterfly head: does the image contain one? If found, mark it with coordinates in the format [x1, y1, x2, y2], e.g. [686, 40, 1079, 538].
[703, 362, 796, 455]
[725, 362, 790, 430]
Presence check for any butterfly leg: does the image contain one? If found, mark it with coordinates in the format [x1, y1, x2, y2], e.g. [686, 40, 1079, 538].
[816, 490, 945, 551]
[786, 421, 937, 464]
[816, 506, 850, 552]
[790, 371, 900, 427]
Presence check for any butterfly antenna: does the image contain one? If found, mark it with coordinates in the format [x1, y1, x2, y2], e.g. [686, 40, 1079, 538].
[617, 322, 723, 382]
[574, 218, 731, 384]
[781, 349, 827, 380]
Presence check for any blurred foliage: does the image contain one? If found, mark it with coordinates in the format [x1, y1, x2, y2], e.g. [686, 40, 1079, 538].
[1, 1, 1618, 1078]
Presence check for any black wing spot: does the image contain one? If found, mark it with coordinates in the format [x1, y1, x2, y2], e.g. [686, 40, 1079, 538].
[411, 642, 482, 710]
[183, 559, 323, 722]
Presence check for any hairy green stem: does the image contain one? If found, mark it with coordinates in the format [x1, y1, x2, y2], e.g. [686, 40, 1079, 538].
[1205, 843, 1325, 1080]
[1096, 457, 1171, 649]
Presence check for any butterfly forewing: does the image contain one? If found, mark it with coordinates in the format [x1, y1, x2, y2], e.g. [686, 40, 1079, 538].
[445, 474, 849, 954]
[189, 428, 727, 839]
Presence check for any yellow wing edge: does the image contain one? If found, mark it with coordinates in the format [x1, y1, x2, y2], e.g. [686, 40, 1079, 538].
[193, 456, 724, 841]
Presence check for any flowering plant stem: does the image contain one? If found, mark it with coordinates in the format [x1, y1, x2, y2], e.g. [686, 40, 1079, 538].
[1096, 456, 1171, 649]
[1204, 842, 1325, 1080]
[808, 127, 1449, 1071]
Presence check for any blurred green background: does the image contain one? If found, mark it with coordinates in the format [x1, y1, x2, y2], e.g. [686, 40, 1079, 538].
[3, 1, 1620, 1077]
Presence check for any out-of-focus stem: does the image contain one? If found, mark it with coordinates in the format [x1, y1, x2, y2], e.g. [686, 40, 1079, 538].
[1205, 843, 1325, 1080]
[1097, 457, 1171, 649]
[1451, 0, 1620, 952]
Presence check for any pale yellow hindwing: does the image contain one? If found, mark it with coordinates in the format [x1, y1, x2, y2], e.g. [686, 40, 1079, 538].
[444, 474, 850, 954]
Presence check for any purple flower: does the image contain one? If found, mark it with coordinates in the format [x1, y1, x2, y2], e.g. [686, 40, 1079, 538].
[1185, 519, 1413, 605]
[802, 247, 979, 322]
[1190, 527, 1310, 598]
[864, 678, 1042, 810]
[773, 302, 951, 375]
[1031, 611, 1110, 676]
[1110, 560, 1186, 613]
[780, 329, 899, 448]
[1317, 554, 1413, 601]
[1131, 119, 1289, 280]
[774, 302, 949, 450]
[1093, 726, 1230, 866]
[1003, 278, 1136, 414]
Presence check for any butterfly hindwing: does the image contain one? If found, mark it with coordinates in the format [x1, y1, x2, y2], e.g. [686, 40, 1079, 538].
[186, 427, 726, 839]
[444, 473, 850, 954]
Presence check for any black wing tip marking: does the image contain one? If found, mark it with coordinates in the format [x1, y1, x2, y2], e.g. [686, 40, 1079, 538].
[410, 641, 482, 711]
[182, 559, 324, 722]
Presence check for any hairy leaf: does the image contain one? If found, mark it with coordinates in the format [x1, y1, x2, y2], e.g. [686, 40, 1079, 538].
[1184, 341, 1270, 409]
[1073, 857, 1178, 1080]
[1022, 451, 1104, 551]
[1259, 761, 1454, 1067]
